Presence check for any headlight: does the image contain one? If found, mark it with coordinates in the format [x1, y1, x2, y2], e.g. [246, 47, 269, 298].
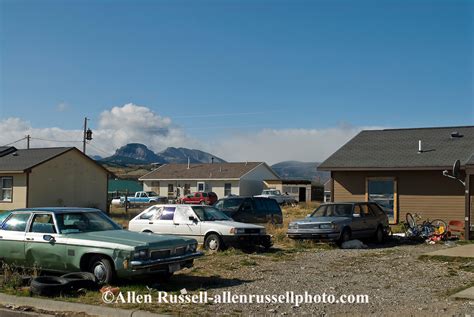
[187, 243, 198, 252]
[133, 249, 149, 259]
[319, 223, 335, 229]
[288, 223, 298, 229]
[230, 228, 246, 234]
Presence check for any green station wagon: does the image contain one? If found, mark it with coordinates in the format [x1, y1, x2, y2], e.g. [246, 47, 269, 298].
[0, 208, 203, 284]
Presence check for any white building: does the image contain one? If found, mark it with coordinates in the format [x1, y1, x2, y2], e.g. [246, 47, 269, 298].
[139, 162, 280, 200]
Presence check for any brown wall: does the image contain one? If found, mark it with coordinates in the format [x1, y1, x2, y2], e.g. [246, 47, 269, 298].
[28, 150, 108, 211]
[333, 170, 465, 224]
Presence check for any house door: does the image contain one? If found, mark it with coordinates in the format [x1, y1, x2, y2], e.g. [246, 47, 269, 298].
[299, 187, 306, 202]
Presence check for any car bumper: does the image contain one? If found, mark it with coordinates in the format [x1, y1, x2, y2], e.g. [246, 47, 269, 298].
[221, 234, 272, 247]
[287, 230, 340, 241]
[124, 251, 204, 275]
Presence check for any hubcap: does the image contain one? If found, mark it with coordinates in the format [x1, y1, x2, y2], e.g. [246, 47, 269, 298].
[94, 263, 107, 282]
[208, 239, 218, 250]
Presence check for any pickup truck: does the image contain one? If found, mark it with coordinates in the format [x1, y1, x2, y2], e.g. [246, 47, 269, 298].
[180, 192, 218, 205]
[254, 189, 298, 206]
[119, 191, 166, 207]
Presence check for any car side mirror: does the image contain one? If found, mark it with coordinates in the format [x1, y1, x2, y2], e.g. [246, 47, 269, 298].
[189, 216, 197, 222]
[43, 235, 55, 242]
[353, 214, 361, 218]
[306, 214, 312, 218]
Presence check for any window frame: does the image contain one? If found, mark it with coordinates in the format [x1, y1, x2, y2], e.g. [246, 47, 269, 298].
[28, 213, 58, 234]
[365, 177, 398, 224]
[0, 176, 13, 203]
[224, 183, 232, 196]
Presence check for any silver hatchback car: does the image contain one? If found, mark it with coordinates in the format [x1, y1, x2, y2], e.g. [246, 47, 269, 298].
[287, 202, 390, 244]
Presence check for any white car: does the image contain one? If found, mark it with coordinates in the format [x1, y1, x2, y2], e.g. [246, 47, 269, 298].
[128, 204, 272, 252]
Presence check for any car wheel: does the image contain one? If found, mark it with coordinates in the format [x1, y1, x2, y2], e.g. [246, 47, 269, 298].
[339, 228, 351, 244]
[204, 234, 222, 252]
[375, 226, 384, 244]
[89, 256, 114, 285]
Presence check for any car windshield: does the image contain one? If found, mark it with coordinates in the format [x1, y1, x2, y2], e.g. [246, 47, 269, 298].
[192, 206, 232, 221]
[56, 211, 122, 234]
[0, 211, 12, 224]
[146, 191, 158, 196]
[311, 204, 353, 217]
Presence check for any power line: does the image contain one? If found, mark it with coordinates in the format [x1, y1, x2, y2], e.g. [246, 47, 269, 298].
[1, 137, 27, 147]
[30, 137, 82, 143]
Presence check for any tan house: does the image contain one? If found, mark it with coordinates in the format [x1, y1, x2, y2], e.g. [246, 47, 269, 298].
[140, 162, 280, 199]
[318, 126, 473, 239]
[263, 179, 312, 202]
[0, 146, 109, 211]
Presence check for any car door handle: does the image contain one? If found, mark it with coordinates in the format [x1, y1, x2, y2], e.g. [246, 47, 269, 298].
[149, 222, 154, 224]
[26, 238, 34, 241]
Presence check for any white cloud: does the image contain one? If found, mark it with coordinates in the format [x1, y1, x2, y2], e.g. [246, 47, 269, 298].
[0, 103, 382, 163]
[56, 102, 69, 112]
[208, 125, 383, 164]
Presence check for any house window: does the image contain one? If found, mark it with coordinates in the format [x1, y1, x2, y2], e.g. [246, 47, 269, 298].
[168, 184, 174, 195]
[366, 177, 397, 224]
[224, 183, 232, 196]
[197, 182, 205, 192]
[151, 181, 160, 187]
[184, 184, 191, 195]
[1, 177, 13, 202]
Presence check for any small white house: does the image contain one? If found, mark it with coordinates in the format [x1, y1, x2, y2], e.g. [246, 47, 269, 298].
[139, 162, 280, 200]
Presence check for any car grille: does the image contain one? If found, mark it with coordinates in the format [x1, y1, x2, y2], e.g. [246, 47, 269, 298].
[245, 228, 261, 234]
[174, 246, 187, 256]
[298, 223, 318, 229]
[150, 246, 188, 259]
[150, 250, 171, 260]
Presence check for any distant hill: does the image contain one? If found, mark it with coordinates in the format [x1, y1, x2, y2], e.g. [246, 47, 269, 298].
[271, 161, 330, 183]
[100, 143, 226, 165]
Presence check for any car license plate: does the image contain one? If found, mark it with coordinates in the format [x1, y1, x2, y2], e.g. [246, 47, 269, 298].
[169, 263, 180, 273]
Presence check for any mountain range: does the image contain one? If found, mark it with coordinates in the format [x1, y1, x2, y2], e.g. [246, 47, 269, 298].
[99, 143, 226, 165]
[98, 143, 329, 183]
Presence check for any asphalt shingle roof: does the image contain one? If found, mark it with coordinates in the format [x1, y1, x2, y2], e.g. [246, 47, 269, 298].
[318, 126, 474, 170]
[140, 162, 269, 180]
[0, 147, 73, 172]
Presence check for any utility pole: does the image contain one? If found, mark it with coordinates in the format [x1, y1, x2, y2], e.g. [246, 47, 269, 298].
[26, 135, 30, 149]
[82, 117, 93, 154]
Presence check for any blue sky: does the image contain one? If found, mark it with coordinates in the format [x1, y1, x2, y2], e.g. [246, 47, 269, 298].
[0, 0, 472, 162]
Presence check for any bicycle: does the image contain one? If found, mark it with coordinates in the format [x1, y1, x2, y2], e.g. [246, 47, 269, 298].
[404, 212, 447, 240]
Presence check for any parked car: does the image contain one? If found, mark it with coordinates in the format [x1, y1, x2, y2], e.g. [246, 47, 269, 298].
[180, 192, 218, 205]
[254, 189, 298, 206]
[287, 202, 390, 244]
[128, 204, 272, 251]
[0, 208, 203, 284]
[120, 191, 167, 207]
[214, 197, 283, 225]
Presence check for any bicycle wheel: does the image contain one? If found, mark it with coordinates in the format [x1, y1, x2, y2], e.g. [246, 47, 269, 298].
[430, 219, 447, 236]
[406, 213, 416, 229]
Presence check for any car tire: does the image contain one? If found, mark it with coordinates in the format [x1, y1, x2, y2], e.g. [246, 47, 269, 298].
[61, 272, 99, 291]
[204, 233, 222, 252]
[339, 228, 351, 244]
[89, 256, 114, 285]
[375, 226, 384, 244]
[156, 272, 173, 282]
[30, 276, 69, 297]
[262, 240, 272, 251]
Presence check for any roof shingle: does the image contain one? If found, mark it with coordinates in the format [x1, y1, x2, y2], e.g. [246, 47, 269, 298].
[318, 126, 474, 170]
[140, 162, 269, 180]
[0, 147, 74, 172]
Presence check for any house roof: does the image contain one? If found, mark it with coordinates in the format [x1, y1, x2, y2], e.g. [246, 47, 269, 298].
[0, 146, 110, 173]
[140, 162, 275, 180]
[318, 126, 474, 171]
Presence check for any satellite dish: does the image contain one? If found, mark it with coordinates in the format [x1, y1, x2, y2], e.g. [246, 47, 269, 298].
[452, 159, 461, 178]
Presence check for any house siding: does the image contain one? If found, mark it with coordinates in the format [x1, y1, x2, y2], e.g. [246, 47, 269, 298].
[240, 164, 279, 196]
[27, 150, 108, 211]
[144, 180, 240, 200]
[333, 170, 465, 223]
[0, 173, 27, 210]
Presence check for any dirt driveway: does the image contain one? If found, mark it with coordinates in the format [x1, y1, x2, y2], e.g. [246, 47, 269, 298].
[109, 238, 472, 316]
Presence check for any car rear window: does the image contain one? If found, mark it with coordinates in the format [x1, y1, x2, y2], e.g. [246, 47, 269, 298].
[255, 198, 280, 213]
[369, 203, 385, 216]
[223, 198, 243, 211]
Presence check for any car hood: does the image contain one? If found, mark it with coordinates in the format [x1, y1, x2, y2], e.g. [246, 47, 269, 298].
[201, 220, 264, 229]
[66, 230, 195, 250]
[291, 216, 351, 224]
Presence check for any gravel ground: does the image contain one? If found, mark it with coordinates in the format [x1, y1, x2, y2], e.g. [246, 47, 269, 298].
[169, 239, 474, 316]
